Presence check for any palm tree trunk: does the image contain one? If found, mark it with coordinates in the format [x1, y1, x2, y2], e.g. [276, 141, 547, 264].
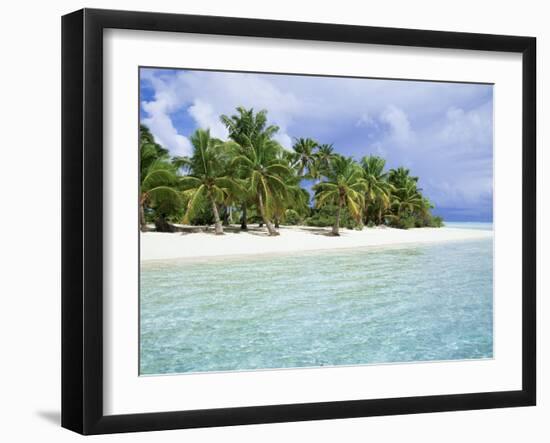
[240, 204, 248, 230]
[257, 192, 279, 236]
[264, 220, 278, 235]
[378, 208, 382, 225]
[210, 199, 224, 235]
[275, 217, 280, 229]
[332, 203, 342, 236]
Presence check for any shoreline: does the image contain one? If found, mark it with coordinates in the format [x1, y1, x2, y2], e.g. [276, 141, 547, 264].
[141, 225, 493, 262]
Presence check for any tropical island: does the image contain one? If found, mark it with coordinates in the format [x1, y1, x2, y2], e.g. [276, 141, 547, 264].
[139, 71, 494, 375]
[140, 107, 491, 261]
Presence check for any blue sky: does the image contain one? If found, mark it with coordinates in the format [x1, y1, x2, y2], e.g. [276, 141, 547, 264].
[140, 68, 493, 222]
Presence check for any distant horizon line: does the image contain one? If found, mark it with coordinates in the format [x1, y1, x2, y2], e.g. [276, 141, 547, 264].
[443, 220, 493, 223]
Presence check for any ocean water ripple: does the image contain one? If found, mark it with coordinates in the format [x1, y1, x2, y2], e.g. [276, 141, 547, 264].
[140, 235, 493, 375]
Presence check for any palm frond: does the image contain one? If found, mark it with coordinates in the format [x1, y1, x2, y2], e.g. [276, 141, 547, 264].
[182, 184, 206, 223]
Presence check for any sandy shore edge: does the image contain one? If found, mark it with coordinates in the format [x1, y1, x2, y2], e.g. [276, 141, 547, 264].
[140, 225, 492, 262]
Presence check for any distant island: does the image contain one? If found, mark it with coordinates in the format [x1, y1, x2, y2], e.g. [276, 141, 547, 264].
[140, 107, 444, 238]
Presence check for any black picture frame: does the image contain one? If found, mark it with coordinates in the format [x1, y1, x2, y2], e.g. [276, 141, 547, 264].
[62, 8, 536, 435]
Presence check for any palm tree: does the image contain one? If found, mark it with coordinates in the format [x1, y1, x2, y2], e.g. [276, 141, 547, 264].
[361, 156, 394, 225]
[313, 156, 367, 236]
[373, 187, 394, 225]
[231, 131, 293, 236]
[392, 179, 423, 218]
[388, 166, 418, 189]
[222, 107, 297, 236]
[412, 196, 437, 226]
[140, 111, 443, 232]
[387, 166, 426, 226]
[272, 176, 309, 228]
[270, 149, 310, 227]
[171, 155, 191, 173]
[180, 129, 239, 235]
[221, 107, 280, 231]
[140, 159, 181, 232]
[313, 143, 335, 179]
[292, 137, 318, 177]
[221, 107, 279, 146]
[140, 124, 169, 167]
[139, 125, 181, 232]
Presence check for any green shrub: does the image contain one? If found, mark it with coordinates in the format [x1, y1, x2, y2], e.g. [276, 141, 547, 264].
[391, 214, 416, 229]
[284, 209, 303, 225]
[305, 205, 363, 229]
[189, 205, 214, 225]
[428, 215, 444, 227]
[305, 215, 333, 227]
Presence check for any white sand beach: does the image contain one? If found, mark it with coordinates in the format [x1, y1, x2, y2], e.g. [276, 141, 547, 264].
[141, 225, 492, 261]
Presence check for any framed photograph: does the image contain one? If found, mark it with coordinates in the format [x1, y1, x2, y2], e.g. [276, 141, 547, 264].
[61, 8, 536, 435]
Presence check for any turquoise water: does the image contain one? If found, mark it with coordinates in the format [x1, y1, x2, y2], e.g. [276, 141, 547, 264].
[140, 233, 493, 375]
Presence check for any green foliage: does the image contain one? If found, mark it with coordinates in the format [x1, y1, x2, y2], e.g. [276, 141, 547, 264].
[139, 107, 445, 233]
[292, 137, 319, 177]
[140, 127, 182, 230]
[428, 215, 444, 228]
[312, 156, 367, 234]
[305, 205, 361, 229]
[283, 209, 303, 225]
[180, 129, 242, 233]
[140, 125, 169, 181]
[384, 166, 443, 229]
[221, 107, 297, 235]
[187, 204, 214, 225]
[392, 214, 417, 230]
[313, 144, 335, 178]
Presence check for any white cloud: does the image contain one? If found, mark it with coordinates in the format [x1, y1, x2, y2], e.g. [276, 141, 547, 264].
[375, 143, 387, 157]
[355, 113, 377, 128]
[438, 104, 493, 151]
[380, 105, 413, 144]
[187, 99, 228, 140]
[273, 132, 292, 150]
[412, 101, 493, 210]
[142, 70, 304, 154]
[140, 73, 193, 156]
[141, 69, 494, 218]
[141, 102, 192, 156]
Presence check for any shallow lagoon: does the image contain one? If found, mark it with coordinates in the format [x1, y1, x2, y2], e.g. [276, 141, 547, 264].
[140, 232, 493, 375]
